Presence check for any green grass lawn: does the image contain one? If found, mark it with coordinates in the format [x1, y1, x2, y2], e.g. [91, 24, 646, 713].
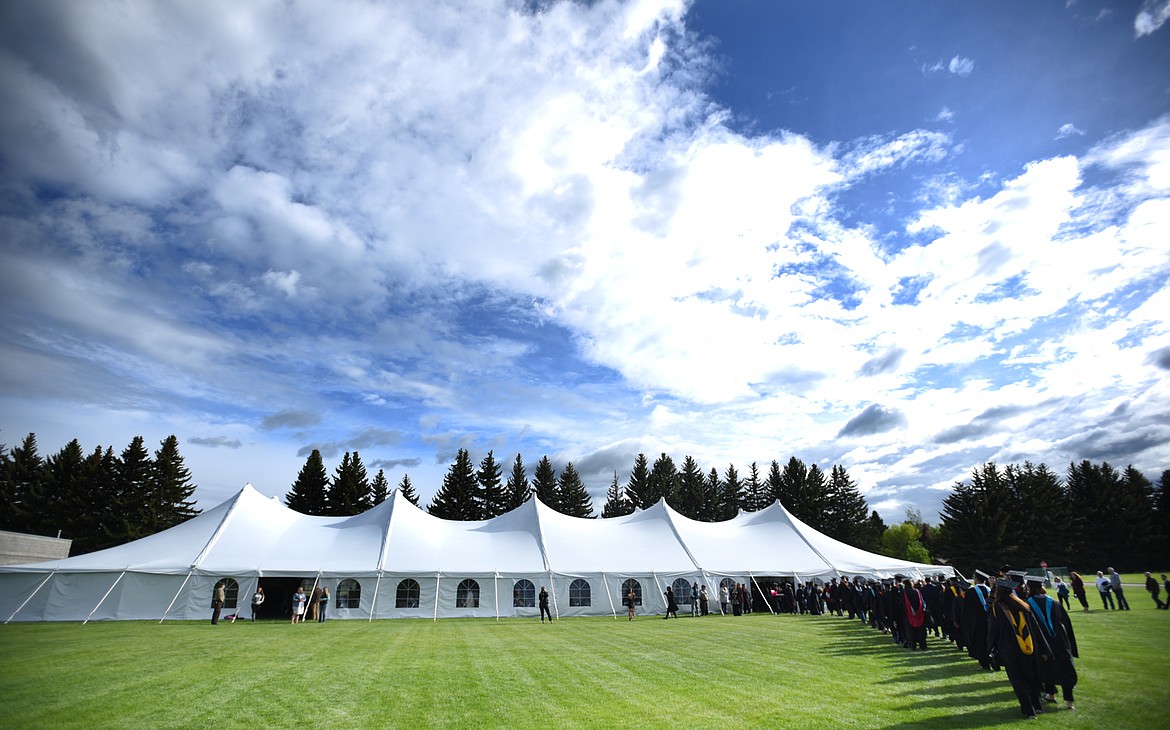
[2, 602, 1168, 729]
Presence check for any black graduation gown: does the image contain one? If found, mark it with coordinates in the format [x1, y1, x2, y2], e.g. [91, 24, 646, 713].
[987, 603, 1050, 716]
[962, 584, 992, 667]
[1028, 595, 1078, 697]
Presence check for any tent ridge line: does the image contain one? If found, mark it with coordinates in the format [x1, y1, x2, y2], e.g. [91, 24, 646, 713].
[189, 486, 249, 570]
[659, 500, 704, 574]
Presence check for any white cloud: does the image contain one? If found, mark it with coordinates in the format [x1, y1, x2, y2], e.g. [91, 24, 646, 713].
[948, 56, 975, 76]
[1056, 123, 1085, 139]
[1135, 0, 1170, 36]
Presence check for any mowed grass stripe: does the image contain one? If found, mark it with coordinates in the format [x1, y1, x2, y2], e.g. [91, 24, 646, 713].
[2, 606, 1168, 729]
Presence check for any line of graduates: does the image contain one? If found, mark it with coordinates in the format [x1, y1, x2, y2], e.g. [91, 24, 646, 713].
[788, 569, 1078, 720]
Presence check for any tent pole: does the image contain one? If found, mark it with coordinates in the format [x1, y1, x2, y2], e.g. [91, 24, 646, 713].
[602, 571, 617, 619]
[369, 572, 382, 622]
[159, 570, 194, 623]
[433, 573, 440, 622]
[4, 570, 56, 624]
[238, 573, 259, 624]
[548, 570, 559, 621]
[85, 570, 126, 624]
[493, 572, 499, 622]
[749, 572, 775, 616]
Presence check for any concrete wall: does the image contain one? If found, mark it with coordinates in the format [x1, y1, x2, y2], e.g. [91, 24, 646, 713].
[0, 530, 72, 566]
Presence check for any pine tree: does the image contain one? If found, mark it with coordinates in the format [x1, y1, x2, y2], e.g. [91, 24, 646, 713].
[397, 473, 420, 505]
[802, 463, 829, 530]
[327, 451, 373, 515]
[504, 453, 531, 510]
[721, 463, 743, 519]
[533, 456, 559, 510]
[740, 461, 763, 514]
[557, 462, 594, 518]
[1002, 462, 1067, 568]
[38, 439, 86, 541]
[706, 468, 726, 520]
[1119, 465, 1157, 569]
[77, 445, 118, 554]
[823, 464, 873, 548]
[428, 448, 479, 520]
[476, 450, 506, 518]
[776, 457, 814, 522]
[933, 462, 1015, 574]
[0, 433, 43, 532]
[648, 453, 679, 506]
[1065, 460, 1132, 569]
[371, 469, 390, 506]
[601, 471, 633, 517]
[674, 455, 707, 519]
[111, 436, 153, 544]
[765, 459, 783, 505]
[1155, 470, 1170, 564]
[624, 453, 652, 510]
[286, 449, 330, 515]
[150, 435, 199, 532]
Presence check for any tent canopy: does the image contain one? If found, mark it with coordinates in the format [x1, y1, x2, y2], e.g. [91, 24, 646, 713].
[0, 485, 951, 622]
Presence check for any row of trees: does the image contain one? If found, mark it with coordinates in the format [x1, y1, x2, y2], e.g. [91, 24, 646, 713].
[288, 448, 885, 553]
[934, 461, 1169, 574]
[0, 433, 198, 555]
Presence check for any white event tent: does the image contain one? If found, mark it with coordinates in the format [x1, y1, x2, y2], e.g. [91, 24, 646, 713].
[0, 484, 951, 622]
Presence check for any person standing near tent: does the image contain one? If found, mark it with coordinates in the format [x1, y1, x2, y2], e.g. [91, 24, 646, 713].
[539, 586, 552, 623]
[663, 586, 678, 619]
[691, 582, 700, 617]
[626, 586, 636, 621]
[719, 583, 730, 614]
[309, 585, 321, 621]
[962, 571, 993, 670]
[250, 586, 264, 621]
[291, 586, 307, 624]
[211, 581, 225, 625]
[318, 585, 330, 622]
[699, 585, 709, 616]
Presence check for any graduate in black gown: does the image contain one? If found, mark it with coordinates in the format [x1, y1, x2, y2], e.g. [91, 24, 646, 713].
[963, 570, 994, 669]
[1025, 575, 1078, 711]
[987, 577, 1051, 719]
[902, 578, 929, 650]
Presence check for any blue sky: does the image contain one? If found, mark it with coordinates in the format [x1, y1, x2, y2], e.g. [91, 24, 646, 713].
[2, 0, 1169, 522]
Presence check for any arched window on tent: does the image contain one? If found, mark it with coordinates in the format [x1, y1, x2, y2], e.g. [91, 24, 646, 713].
[456, 579, 480, 608]
[513, 579, 535, 607]
[215, 578, 239, 609]
[396, 579, 420, 608]
[719, 577, 737, 598]
[621, 578, 642, 607]
[569, 579, 591, 607]
[671, 578, 692, 605]
[337, 579, 361, 609]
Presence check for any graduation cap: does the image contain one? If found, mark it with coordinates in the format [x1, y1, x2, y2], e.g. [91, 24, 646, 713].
[995, 577, 1021, 592]
[881, 578, 895, 587]
[1006, 570, 1028, 582]
[974, 569, 990, 582]
[1024, 575, 1046, 586]
[893, 574, 905, 582]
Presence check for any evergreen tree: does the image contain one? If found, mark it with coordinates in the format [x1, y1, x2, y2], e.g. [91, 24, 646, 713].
[533, 456, 559, 510]
[557, 462, 594, 518]
[327, 451, 373, 515]
[1063, 460, 1156, 570]
[1002, 462, 1067, 568]
[476, 450, 506, 518]
[286, 449, 330, 515]
[0, 433, 42, 532]
[397, 473, 420, 505]
[624, 453, 652, 510]
[77, 445, 118, 554]
[647, 452, 679, 506]
[601, 471, 633, 517]
[674, 455, 707, 519]
[740, 462, 763, 514]
[721, 463, 742, 520]
[933, 462, 1015, 574]
[822, 464, 874, 549]
[1155, 470, 1170, 565]
[1119, 465, 1157, 569]
[765, 459, 783, 505]
[371, 469, 390, 506]
[38, 439, 86, 541]
[150, 435, 199, 532]
[428, 448, 479, 520]
[111, 436, 154, 544]
[706, 468, 727, 520]
[504, 453, 531, 510]
[776, 456, 826, 525]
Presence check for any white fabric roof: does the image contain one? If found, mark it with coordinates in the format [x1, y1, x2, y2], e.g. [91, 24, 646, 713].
[0, 484, 951, 621]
